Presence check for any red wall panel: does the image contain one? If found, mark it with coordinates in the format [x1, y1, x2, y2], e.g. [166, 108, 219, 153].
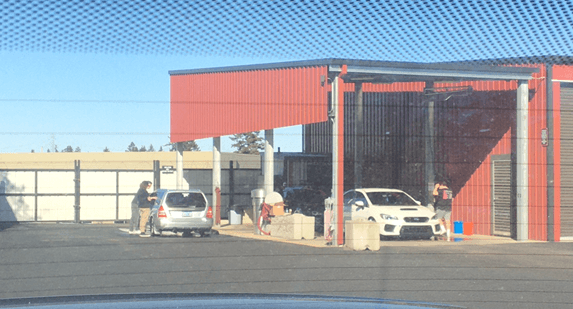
[554, 65, 573, 81]
[450, 65, 549, 240]
[554, 82, 561, 240]
[170, 66, 329, 143]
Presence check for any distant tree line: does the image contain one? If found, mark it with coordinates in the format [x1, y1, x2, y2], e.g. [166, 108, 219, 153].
[29, 135, 265, 153]
[31, 145, 82, 153]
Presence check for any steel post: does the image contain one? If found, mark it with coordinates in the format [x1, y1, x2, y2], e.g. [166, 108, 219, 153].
[516, 80, 529, 241]
[264, 130, 274, 196]
[213, 137, 221, 226]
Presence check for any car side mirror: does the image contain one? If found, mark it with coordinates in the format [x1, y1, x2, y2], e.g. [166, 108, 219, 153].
[355, 200, 365, 208]
[415, 200, 421, 206]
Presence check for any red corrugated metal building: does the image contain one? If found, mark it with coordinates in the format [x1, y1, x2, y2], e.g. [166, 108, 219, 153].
[169, 58, 573, 242]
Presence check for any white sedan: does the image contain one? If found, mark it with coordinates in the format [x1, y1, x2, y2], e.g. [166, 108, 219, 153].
[343, 188, 444, 239]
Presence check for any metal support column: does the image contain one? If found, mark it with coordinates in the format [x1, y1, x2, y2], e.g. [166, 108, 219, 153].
[153, 160, 161, 191]
[176, 142, 184, 190]
[331, 68, 346, 246]
[516, 80, 529, 241]
[74, 160, 81, 223]
[354, 82, 363, 189]
[425, 81, 435, 207]
[213, 137, 221, 226]
[264, 129, 274, 196]
[546, 65, 555, 241]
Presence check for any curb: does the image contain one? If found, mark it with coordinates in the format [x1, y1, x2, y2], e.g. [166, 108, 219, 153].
[214, 228, 330, 248]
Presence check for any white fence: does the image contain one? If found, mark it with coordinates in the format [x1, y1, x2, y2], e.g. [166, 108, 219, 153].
[1, 167, 259, 222]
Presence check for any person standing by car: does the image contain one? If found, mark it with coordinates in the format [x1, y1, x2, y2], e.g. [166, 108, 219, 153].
[128, 185, 142, 235]
[433, 177, 453, 241]
[136, 181, 157, 237]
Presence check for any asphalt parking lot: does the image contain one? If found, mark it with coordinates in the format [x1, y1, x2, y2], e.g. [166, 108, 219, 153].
[2, 222, 573, 309]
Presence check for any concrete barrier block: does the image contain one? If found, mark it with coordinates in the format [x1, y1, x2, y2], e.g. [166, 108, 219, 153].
[270, 214, 300, 239]
[269, 214, 315, 240]
[344, 220, 380, 251]
[300, 214, 315, 240]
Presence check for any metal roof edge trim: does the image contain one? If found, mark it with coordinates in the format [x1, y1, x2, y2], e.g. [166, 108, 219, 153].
[169, 58, 538, 77]
[344, 65, 536, 80]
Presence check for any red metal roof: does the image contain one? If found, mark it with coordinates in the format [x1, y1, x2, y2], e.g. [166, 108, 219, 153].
[170, 65, 329, 143]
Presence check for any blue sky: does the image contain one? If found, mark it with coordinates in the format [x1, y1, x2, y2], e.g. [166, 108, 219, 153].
[1, 1, 572, 153]
[0, 51, 299, 153]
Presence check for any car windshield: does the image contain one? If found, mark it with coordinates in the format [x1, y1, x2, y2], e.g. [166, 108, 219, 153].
[366, 192, 418, 206]
[165, 192, 206, 209]
[1, 2, 572, 309]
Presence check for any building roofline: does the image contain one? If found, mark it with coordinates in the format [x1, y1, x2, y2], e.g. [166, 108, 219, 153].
[169, 58, 538, 80]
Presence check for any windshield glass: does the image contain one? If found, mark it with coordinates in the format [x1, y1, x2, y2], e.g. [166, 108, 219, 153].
[165, 192, 206, 209]
[366, 192, 417, 206]
[1, 2, 572, 309]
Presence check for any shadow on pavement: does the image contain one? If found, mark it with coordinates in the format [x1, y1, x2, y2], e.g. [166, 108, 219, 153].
[0, 222, 19, 232]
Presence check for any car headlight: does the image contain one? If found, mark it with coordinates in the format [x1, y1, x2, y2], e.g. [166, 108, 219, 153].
[380, 214, 398, 220]
[431, 214, 438, 220]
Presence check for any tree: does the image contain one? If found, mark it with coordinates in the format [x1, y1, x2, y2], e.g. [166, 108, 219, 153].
[139, 145, 147, 152]
[170, 141, 200, 152]
[159, 146, 163, 152]
[31, 149, 35, 153]
[126, 142, 138, 152]
[148, 144, 155, 152]
[103, 147, 110, 152]
[62, 146, 73, 153]
[74, 147, 81, 152]
[230, 131, 264, 154]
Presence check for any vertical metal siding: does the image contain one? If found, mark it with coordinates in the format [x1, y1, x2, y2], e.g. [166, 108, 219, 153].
[451, 65, 548, 240]
[170, 66, 330, 143]
[303, 67, 551, 238]
[554, 65, 573, 81]
[560, 84, 573, 238]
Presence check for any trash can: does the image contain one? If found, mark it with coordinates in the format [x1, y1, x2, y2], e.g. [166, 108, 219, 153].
[454, 221, 464, 234]
[229, 205, 243, 225]
[251, 189, 266, 235]
[463, 222, 474, 235]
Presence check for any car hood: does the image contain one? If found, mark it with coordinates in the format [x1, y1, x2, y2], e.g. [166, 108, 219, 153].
[372, 205, 435, 218]
[0, 293, 464, 309]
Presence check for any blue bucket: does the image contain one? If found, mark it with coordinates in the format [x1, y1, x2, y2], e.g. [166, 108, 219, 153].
[454, 221, 464, 234]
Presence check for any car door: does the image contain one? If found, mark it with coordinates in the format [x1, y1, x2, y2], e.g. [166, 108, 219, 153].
[343, 190, 355, 222]
[352, 191, 369, 221]
[343, 190, 368, 221]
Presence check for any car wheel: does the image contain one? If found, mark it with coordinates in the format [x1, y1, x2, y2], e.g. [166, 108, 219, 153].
[368, 217, 376, 222]
[151, 218, 161, 236]
[201, 229, 213, 237]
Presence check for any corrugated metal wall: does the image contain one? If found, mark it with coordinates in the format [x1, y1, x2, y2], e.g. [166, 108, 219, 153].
[446, 67, 548, 240]
[560, 84, 573, 238]
[170, 66, 329, 143]
[304, 67, 554, 240]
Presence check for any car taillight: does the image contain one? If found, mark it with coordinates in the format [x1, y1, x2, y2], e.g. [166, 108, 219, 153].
[158, 206, 167, 218]
[206, 206, 213, 219]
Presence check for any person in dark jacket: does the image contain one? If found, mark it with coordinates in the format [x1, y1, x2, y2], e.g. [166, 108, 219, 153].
[129, 185, 142, 234]
[433, 177, 453, 241]
[135, 181, 157, 237]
